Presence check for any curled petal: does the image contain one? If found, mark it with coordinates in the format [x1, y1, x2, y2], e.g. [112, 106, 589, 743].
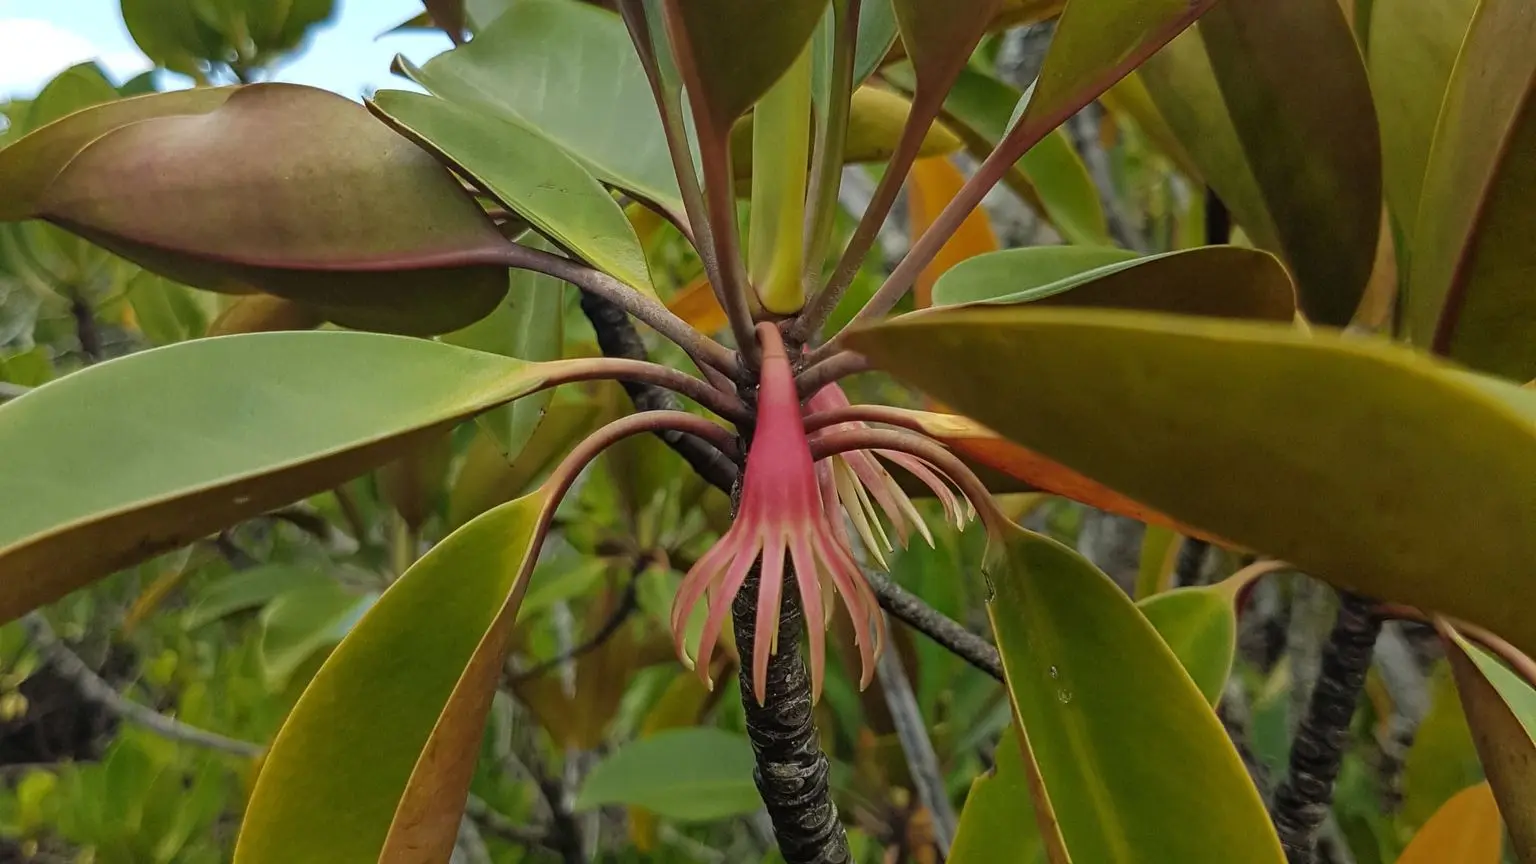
[814, 530, 880, 689]
[880, 449, 970, 529]
[671, 532, 748, 668]
[834, 459, 892, 567]
[694, 538, 760, 690]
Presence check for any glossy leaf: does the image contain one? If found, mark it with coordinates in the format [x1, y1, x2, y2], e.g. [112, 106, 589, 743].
[1442, 627, 1536, 859]
[369, 90, 655, 297]
[237, 492, 546, 863]
[907, 157, 998, 308]
[0, 86, 232, 222]
[19, 84, 510, 335]
[987, 523, 1284, 861]
[1395, 782, 1502, 864]
[1137, 581, 1244, 706]
[402, 0, 680, 213]
[885, 63, 1107, 246]
[1141, 0, 1382, 326]
[574, 728, 760, 821]
[663, 0, 828, 135]
[949, 731, 1043, 864]
[0, 331, 581, 624]
[1365, 0, 1479, 249]
[932, 245, 1297, 321]
[847, 307, 1536, 659]
[1407, 0, 1536, 381]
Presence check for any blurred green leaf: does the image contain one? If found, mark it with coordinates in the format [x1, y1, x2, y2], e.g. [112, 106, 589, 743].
[257, 581, 375, 691]
[184, 564, 333, 630]
[575, 727, 761, 821]
[127, 272, 210, 345]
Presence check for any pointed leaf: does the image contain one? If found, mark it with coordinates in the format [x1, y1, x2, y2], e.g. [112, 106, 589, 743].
[1442, 626, 1536, 859]
[0, 86, 233, 222]
[402, 0, 681, 213]
[1395, 782, 1503, 864]
[933, 245, 1296, 322]
[237, 492, 546, 863]
[1365, 0, 1479, 251]
[369, 90, 655, 297]
[853, 0, 900, 85]
[27, 84, 511, 336]
[1141, 0, 1382, 326]
[1407, 0, 1536, 380]
[987, 524, 1284, 861]
[885, 63, 1107, 246]
[663, 0, 828, 135]
[0, 331, 588, 624]
[893, 0, 1005, 100]
[1137, 584, 1238, 706]
[907, 157, 998, 308]
[574, 728, 760, 822]
[847, 307, 1536, 660]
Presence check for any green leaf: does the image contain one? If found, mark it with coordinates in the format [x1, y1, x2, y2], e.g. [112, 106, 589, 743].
[0, 82, 231, 223]
[257, 580, 375, 692]
[0, 331, 593, 625]
[986, 523, 1283, 861]
[1365, 0, 1479, 251]
[368, 90, 655, 297]
[1140, 0, 1382, 326]
[885, 63, 1107, 246]
[23, 63, 119, 131]
[846, 306, 1536, 661]
[1137, 584, 1236, 707]
[17, 83, 511, 336]
[1406, 0, 1536, 381]
[664, 0, 829, 135]
[1441, 626, 1536, 859]
[403, 0, 682, 213]
[237, 492, 547, 863]
[949, 731, 1043, 864]
[574, 728, 760, 822]
[853, 0, 899, 85]
[441, 236, 567, 460]
[127, 272, 210, 345]
[892, 0, 1004, 101]
[933, 245, 1297, 322]
[120, 0, 221, 76]
[183, 563, 333, 630]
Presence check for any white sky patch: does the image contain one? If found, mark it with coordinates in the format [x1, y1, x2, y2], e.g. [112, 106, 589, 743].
[0, 18, 149, 96]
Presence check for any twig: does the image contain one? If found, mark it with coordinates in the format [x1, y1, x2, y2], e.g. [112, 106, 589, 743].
[794, 350, 872, 399]
[579, 291, 741, 492]
[862, 570, 1002, 682]
[22, 614, 263, 759]
[1270, 591, 1381, 864]
[874, 621, 957, 853]
[508, 573, 640, 684]
[500, 240, 738, 376]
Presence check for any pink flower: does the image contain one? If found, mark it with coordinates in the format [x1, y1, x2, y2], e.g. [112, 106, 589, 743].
[672, 324, 883, 704]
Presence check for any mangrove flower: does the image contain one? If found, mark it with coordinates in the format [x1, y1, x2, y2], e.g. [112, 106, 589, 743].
[672, 324, 885, 704]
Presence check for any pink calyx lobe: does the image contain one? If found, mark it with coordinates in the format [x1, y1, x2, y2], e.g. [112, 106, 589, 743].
[671, 324, 882, 705]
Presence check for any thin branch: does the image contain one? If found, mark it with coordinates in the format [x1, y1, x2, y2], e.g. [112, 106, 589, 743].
[874, 619, 957, 853]
[862, 570, 1003, 681]
[550, 355, 749, 424]
[1270, 591, 1381, 864]
[22, 614, 263, 759]
[794, 350, 873, 398]
[508, 572, 640, 684]
[464, 794, 549, 848]
[499, 240, 738, 376]
[579, 291, 741, 492]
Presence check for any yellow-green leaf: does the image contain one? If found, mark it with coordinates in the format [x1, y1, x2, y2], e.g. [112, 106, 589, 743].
[931, 245, 1297, 322]
[949, 731, 1043, 864]
[1365, 0, 1479, 253]
[1406, 0, 1536, 381]
[1441, 625, 1536, 859]
[846, 307, 1536, 660]
[1394, 782, 1502, 864]
[0, 331, 597, 625]
[236, 492, 546, 863]
[987, 523, 1283, 861]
